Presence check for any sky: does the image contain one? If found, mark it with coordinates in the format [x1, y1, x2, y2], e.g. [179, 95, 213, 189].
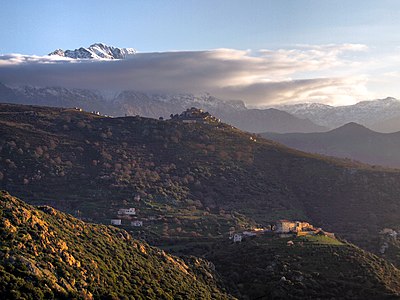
[1, 0, 400, 106]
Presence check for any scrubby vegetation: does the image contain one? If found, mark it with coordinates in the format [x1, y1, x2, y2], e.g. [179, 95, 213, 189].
[1, 103, 400, 269]
[0, 191, 232, 299]
[2, 104, 400, 298]
[3, 191, 400, 299]
[205, 235, 400, 299]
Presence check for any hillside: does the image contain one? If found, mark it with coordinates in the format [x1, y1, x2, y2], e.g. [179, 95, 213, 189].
[0, 191, 231, 299]
[261, 122, 400, 168]
[205, 235, 400, 299]
[1, 104, 400, 267]
[3, 192, 400, 299]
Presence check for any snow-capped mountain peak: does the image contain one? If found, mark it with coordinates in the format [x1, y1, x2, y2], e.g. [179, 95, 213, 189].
[275, 102, 334, 115]
[48, 43, 136, 60]
[275, 97, 400, 130]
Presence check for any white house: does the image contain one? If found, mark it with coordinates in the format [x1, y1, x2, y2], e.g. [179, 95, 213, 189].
[233, 233, 242, 243]
[118, 208, 136, 215]
[243, 231, 257, 237]
[131, 220, 143, 227]
[111, 219, 122, 226]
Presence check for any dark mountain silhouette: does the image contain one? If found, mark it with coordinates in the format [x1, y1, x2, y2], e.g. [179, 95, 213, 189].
[262, 122, 400, 168]
[218, 108, 327, 133]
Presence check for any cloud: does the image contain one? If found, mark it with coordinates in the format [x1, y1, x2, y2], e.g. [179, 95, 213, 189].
[0, 54, 75, 66]
[216, 76, 370, 106]
[0, 44, 376, 106]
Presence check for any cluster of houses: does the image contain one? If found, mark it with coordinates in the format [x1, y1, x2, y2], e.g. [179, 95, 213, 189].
[72, 107, 113, 117]
[111, 205, 144, 227]
[111, 207, 143, 227]
[109, 195, 168, 229]
[170, 107, 221, 124]
[230, 219, 334, 243]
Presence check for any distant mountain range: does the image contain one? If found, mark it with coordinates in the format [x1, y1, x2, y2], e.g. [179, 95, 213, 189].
[276, 97, 400, 132]
[262, 122, 400, 168]
[48, 43, 136, 59]
[0, 82, 325, 133]
[0, 82, 109, 112]
[3, 79, 400, 133]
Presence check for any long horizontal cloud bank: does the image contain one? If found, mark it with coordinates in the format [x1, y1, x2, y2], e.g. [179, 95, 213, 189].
[0, 44, 378, 106]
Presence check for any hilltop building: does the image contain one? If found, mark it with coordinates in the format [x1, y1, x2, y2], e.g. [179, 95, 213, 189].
[170, 107, 221, 124]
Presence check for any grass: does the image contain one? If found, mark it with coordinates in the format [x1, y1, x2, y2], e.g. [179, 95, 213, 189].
[298, 235, 344, 246]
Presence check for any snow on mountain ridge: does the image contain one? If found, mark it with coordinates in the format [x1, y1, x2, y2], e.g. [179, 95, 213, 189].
[276, 102, 333, 116]
[149, 93, 247, 110]
[0, 82, 328, 133]
[276, 97, 400, 129]
[14, 85, 103, 98]
[49, 43, 136, 60]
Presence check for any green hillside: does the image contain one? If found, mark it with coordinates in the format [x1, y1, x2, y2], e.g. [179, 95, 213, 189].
[206, 235, 400, 299]
[3, 191, 400, 299]
[1, 104, 400, 266]
[0, 191, 232, 299]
